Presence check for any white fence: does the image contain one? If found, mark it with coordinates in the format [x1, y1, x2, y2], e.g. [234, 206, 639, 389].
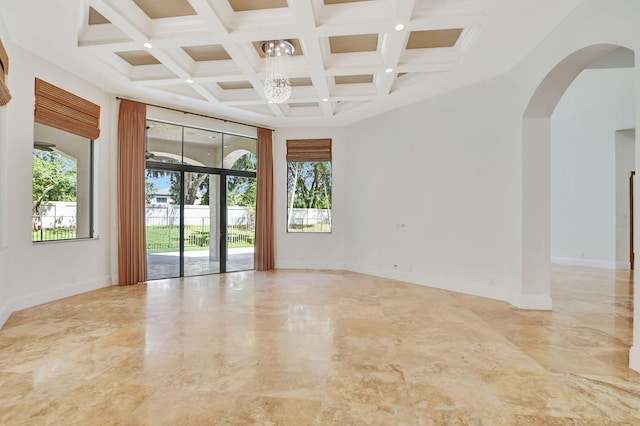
[145, 204, 252, 226]
[34, 202, 77, 228]
[288, 208, 332, 232]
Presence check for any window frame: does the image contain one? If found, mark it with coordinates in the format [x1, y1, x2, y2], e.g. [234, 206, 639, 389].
[286, 138, 333, 234]
[32, 126, 95, 243]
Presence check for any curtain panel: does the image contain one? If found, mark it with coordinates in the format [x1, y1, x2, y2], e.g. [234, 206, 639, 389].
[254, 127, 275, 270]
[117, 100, 147, 285]
[0, 39, 11, 105]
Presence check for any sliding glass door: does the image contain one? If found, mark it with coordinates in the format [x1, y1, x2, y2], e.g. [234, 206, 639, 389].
[183, 174, 220, 277]
[144, 120, 256, 280]
[227, 175, 256, 272]
[146, 169, 181, 280]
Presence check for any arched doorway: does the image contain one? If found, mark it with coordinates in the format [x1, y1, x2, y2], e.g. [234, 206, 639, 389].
[522, 43, 637, 370]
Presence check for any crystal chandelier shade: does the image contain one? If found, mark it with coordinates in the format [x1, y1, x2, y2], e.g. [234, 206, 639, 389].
[262, 40, 294, 104]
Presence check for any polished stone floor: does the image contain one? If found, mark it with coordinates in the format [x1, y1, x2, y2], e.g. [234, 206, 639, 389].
[0, 266, 638, 424]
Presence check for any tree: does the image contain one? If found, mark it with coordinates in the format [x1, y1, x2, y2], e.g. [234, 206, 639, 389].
[146, 169, 208, 205]
[145, 182, 157, 203]
[287, 161, 332, 209]
[145, 152, 257, 206]
[228, 176, 256, 207]
[227, 152, 257, 208]
[32, 150, 77, 216]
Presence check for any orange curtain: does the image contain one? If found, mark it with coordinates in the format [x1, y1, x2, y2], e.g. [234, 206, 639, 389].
[254, 127, 275, 270]
[117, 100, 147, 285]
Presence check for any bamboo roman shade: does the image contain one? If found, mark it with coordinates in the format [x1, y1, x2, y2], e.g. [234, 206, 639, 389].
[34, 78, 100, 140]
[0, 39, 10, 106]
[286, 138, 332, 162]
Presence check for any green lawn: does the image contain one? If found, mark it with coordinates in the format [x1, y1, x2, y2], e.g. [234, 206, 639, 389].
[33, 225, 255, 249]
[288, 223, 331, 233]
[146, 225, 254, 252]
[32, 227, 76, 242]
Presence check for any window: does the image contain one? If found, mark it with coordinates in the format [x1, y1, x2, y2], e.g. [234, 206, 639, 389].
[286, 139, 332, 233]
[32, 79, 99, 242]
[32, 124, 93, 241]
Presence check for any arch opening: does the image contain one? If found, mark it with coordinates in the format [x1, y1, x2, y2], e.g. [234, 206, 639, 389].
[521, 43, 637, 371]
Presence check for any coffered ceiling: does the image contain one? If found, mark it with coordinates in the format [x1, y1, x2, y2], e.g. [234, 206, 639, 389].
[0, 0, 583, 127]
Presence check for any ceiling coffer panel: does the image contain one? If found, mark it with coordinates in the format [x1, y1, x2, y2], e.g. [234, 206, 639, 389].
[228, 0, 288, 12]
[329, 34, 378, 53]
[116, 51, 161, 66]
[88, 7, 110, 25]
[183, 45, 231, 62]
[335, 74, 373, 84]
[132, 0, 196, 18]
[406, 29, 463, 49]
[66, 0, 492, 123]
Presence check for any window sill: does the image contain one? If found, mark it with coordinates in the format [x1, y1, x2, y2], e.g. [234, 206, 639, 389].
[32, 237, 98, 245]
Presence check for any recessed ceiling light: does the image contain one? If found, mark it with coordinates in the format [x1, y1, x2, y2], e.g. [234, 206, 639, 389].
[394, 24, 405, 31]
[186, 79, 194, 83]
[322, 98, 329, 102]
[143, 42, 153, 49]
[385, 67, 393, 73]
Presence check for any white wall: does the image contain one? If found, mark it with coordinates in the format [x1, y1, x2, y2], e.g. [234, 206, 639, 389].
[550, 68, 635, 268]
[274, 127, 346, 270]
[0, 41, 114, 327]
[344, 76, 521, 302]
[0, 11, 11, 325]
[340, 0, 640, 371]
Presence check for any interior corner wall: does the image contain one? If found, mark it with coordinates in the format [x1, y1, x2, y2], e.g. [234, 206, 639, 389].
[0, 85, 8, 326]
[344, 75, 522, 303]
[0, 43, 114, 328]
[0, 10, 10, 326]
[550, 68, 635, 269]
[273, 127, 346, 270]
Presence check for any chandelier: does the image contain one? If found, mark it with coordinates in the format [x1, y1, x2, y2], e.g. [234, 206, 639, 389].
[262, 40, 295, 104]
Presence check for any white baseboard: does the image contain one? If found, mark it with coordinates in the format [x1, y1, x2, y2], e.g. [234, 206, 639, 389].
[275, 260, 345, 270]
[0, 299, 11, 331]
[630, 346, 640, 373]
[0, 275, 113, 329]
[550, 257, 627, 269]
[344, 263, 511, 304]
[511, 294, 553, 310]
[344, 263, 556, 311]
[617, 261, 631, 270]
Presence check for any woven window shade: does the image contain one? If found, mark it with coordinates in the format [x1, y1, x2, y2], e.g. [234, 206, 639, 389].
[0, 39, 11, 106]
[286, 139, 332, 162]
[34, 78, 100, 140]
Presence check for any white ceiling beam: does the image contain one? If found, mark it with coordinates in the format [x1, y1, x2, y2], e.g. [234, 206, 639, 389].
[376, 0, 417, 97]
[289, 0, 333, 116]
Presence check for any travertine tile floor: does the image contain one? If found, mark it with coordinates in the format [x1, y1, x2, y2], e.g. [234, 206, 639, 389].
[0, 266, 638, 424]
